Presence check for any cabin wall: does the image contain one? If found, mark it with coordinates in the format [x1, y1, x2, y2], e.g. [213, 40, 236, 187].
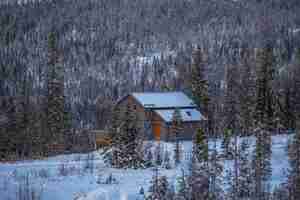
[150, 112, 168, 141]
[166, 121, 202, 141]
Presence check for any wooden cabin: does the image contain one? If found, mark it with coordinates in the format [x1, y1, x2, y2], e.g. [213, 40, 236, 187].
[116, 92, 206, 141]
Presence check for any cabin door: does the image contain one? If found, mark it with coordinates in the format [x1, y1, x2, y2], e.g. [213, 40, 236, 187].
[153, 122, 161, 140]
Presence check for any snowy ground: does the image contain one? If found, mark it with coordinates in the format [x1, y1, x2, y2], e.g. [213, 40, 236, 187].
[0, 134, 293, 200]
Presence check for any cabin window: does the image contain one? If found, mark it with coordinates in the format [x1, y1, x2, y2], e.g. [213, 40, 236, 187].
[186, 111, 191, 116]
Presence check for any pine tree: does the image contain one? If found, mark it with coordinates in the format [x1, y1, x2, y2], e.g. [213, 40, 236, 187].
[223, 64, 242, 199]
[171, 108, 183, 166]
[45, 31, 68, 154]
[175, 169, 190, 200]
[227, 139, 253, 200]
[222, 64, 239, 159]
[252, 44, 274, 200]
[287, 119, 300, 200]
[253, 124, 272, 200]
[189, 128, 210, 200]
[221, 128, 233, 159]
[190, 47, 209, 115]
[18, 77, 40, 158]
[223, 64, 239, 129]
[189, 162, 210, 200]
[240, 47, 256, 135]
[209, 148, 224, 200]
[193, 128, 208, 163]
[291, 48, 300, 128]
[280, 72, 294, 130]
[287, 48, 300, 199]
[238, 140, 253, 199]
[147, 171, 174, 200]
[255, 44, 275, 128]
[109, 106, 122, 166]
[3, 98, 18, 159]
[110, 103, 144, 168]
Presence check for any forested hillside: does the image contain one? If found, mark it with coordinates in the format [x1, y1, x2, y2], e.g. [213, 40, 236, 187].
[1, 1, 300, 200]
[1, 0, 300, 129]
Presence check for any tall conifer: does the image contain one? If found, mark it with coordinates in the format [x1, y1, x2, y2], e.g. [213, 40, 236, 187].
[45, 31, 68, 153]
[287, 48, 300, 200]
[253, 44, 274, 200]
[171, 108, 183, 166]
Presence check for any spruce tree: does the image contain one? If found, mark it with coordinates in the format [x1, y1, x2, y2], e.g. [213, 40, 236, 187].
[17, 77, 40, 158]
[238, 140, 253, 199]
[227, 139, 252, 200]
[255, 44, 275, 128]
[221, 128, 233, 159]
[189, 128, 210, 200]
[291, 48, 300, 127]
[287, 118, 300, 199]
[190, 47, 209, 115]
[190, 47, 212, 136]
[147, 172, 174, 200]
[222, 64, 239, 159]
[109, 106, 122, 166]
[287, 49, 300, 199]
[239, 47, 256, 135]
[189, 161, 210, 200]
[193, 128, 209, 163]
[171, 108, 183, 166]
[111, 103, 144, 168]
[252, 44, 274, 200]
[175, 169, 190, 200]
[223, 64, 241, 199]
[45, 31, 68, 154]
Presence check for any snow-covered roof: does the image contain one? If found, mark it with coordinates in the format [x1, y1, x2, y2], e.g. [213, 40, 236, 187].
[132, 92, 196, 108]
[155, 108, 205, 122]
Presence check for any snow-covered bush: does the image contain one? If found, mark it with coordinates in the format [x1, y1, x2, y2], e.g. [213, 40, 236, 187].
[163, 150, 172, 169]
[58, 162, 70, 176]
[97, 173, 118, 184]
[84, 152, 95, 174]
[38, 168, 50, 179]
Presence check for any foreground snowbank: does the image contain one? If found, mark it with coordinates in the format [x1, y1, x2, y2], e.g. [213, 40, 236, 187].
[0, 134, 293, 200]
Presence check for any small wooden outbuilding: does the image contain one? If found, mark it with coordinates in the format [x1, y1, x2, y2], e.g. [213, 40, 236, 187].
[116, 92, 206, 141]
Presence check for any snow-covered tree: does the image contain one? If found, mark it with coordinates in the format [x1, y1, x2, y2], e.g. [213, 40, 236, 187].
[287, 119, 300, 200]
[221, 128, 233, 159]
[147, 171, 174, 200]
[45, 31, 69, 154]
[171, 108, 183, 166]
[190, 47, 209, 115]
[175, 169, 190, 200]
[287, 48, 300, 199]
[189, 128, 210, 200]
[252, 44, 274, 200]
[110, 103, 144, 168]
[227, 139, 253, 200]
[193, 128, 208, 163]
[239, 47, 256, 135]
